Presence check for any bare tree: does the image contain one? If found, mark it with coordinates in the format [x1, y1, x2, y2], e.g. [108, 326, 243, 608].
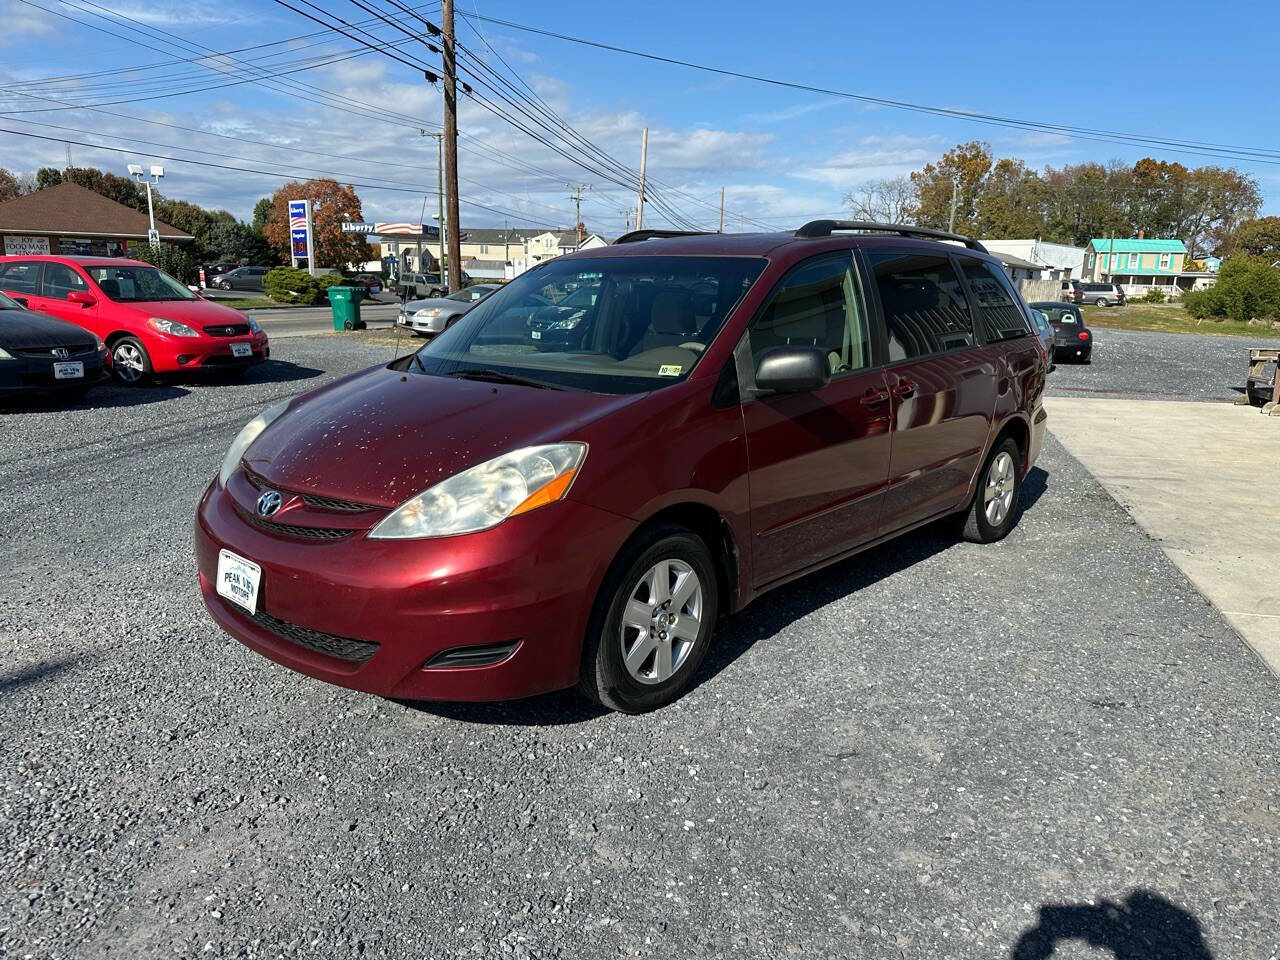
[843, 175, 918, 224]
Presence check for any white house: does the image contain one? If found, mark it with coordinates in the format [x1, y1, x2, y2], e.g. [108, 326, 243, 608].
[979, 239, 1086, 281]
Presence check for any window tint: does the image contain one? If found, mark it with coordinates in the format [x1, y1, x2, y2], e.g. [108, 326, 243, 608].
[43, 262, 88, 298]
[960, 260, 1031, 342]
[868, 251, 974, 361]
[0, 261, 42, 294]
[749, 252, 871, 376]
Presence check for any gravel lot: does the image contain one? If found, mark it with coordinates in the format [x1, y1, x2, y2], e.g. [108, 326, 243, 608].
[3, 335, 1279, 959]
[1047, 326, 1259, 402]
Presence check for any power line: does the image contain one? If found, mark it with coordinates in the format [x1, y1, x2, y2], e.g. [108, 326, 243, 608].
[458, 11, 1280, 168]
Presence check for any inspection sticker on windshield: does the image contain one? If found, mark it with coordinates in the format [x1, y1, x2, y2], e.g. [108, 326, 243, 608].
[658, 364, 683, 377]
[217, 549, 261, 616]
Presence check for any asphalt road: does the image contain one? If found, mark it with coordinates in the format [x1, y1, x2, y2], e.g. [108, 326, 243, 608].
[3, 335, 1279, 959]
[1047, 326, 1260, 402]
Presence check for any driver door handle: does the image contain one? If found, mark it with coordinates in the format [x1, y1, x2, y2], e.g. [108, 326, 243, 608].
[860, 386, 890, 407]
[891, 378, 917, 398]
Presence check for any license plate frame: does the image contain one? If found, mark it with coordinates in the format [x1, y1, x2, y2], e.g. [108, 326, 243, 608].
[231, 342, 253, 358]
[53, 361, 84, 380]
[216, 549, 261, 615]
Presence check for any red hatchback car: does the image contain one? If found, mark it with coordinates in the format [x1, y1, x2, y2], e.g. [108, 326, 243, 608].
[196, 222, 1047, 713]
[0, 255, 269, 384]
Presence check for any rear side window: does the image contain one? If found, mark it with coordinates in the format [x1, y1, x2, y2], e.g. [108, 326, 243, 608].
[961, 260, 1031, 342]
[867, 250, 974, 361]
[750, 252, 871, 376]
[0, 261, 42, 294]
[43, 262, 89, 299]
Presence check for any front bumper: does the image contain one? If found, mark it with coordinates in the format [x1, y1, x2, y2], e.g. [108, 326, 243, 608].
[194, 478, 636, 701]
[396, 312, 446, 334]
[149, 332, 270, 373]
[0, 353, 108, 396]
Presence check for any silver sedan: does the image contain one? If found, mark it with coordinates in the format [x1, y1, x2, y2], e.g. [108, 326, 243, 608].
[396, 284, 502, 336]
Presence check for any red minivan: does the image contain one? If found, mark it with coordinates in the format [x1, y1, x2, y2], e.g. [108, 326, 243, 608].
[196, 222, 1047, 712]
[0, 255, 269, 384]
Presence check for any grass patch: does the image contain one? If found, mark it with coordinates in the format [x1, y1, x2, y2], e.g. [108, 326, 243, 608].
[202, 295, 285, 310]
[329, 326, 422, 349]
[1081, 303, 1280, 339]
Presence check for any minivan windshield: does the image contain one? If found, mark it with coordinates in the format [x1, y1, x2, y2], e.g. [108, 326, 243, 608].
[411, 255, 765, 394]
[86, 265, 198, 302]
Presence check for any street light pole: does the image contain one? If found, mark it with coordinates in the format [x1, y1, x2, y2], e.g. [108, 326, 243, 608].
[128, 163, 164, 248]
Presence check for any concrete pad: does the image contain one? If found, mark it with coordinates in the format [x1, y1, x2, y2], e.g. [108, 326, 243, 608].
[1046, 396, 1280, 675]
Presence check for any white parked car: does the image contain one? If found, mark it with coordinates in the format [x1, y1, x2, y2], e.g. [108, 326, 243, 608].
[396, 284, 501, 336]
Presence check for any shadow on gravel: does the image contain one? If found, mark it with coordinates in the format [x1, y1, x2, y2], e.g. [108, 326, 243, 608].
[696, 464, 1053, 690]
[168, 360, 325, 388]
[0, 657, 77, 694]
[1, 383, 189, 413]
[394, 689, 608, 727]
[1010, 889, 1213, 959]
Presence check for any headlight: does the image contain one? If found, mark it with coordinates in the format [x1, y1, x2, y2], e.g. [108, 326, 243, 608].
[218, 399, 290, 486]
[0, 347, 13, 360]
[93, 335, 106, 351]
[149, 317, 199, 337]
[247, 315, 262, 333]
[368, 443, 586, 540]
[414, 308, 442, 318]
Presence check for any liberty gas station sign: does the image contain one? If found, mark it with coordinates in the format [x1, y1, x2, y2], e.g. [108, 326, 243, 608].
[288, 199, 314, 272]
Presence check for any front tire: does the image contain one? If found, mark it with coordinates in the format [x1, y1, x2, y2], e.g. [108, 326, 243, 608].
[111, 336, 153, 386]
[578, 526, 719, 713]
[962, 438, 1023, 543]
[1094, 296, 1109, 307]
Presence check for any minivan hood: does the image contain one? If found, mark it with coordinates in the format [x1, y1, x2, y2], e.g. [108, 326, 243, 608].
[242, 364, 638, 508]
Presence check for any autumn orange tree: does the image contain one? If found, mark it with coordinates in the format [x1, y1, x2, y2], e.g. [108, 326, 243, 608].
[263, 179, 372, 269]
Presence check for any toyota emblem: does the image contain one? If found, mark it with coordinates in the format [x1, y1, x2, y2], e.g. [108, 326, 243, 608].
[52, 347, 70, 359]
[256, 489, 283, 517]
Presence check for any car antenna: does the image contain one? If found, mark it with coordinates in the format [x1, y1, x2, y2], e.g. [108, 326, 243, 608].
[392, 280, 409, 362]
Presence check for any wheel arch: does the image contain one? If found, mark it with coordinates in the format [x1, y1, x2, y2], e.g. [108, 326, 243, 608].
[991, 414, 1031, 475]
[623, 501, 741, 617]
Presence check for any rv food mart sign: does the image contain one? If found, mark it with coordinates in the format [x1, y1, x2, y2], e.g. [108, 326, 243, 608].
[3, 235, 51, 256]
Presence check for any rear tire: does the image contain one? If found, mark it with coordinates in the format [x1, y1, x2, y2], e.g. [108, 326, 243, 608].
[962, 438, 1023, 544]
[577, 525, 719, 714]
[1094, 296, 1109, 307]
[111, 336, 153, 386]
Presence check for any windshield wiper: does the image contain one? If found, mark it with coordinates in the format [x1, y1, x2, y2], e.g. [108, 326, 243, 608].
[409, 351, 427, 374]
[447, 367, 562, 390]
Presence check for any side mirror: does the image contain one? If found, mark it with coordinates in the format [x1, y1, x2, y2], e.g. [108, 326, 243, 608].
[754, 345, 830, 394]
[67, 290, 97, 307]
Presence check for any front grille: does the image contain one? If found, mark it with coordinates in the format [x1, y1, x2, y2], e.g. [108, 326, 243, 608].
[203, 324, 251, 337]
[13, 343, 97, 358]
[424, 640, 522, 670]
[248, 609, 379, 663]
[234, 502, 353, 540]
[241, 465, 374, 514]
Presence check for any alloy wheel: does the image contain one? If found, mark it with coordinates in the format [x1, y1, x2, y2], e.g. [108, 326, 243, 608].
[618, 559, 703, 685]
[984, 451, 1016, 526]
[113, 342, 145, 383]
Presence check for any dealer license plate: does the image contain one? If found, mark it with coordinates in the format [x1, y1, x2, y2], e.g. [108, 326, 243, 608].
[53, 361, 83, 379]
[216, 549, 261, 615]
[231, 342, 253, 358]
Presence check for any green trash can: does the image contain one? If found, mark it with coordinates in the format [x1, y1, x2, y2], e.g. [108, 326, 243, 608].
[327, 285, 366, 331]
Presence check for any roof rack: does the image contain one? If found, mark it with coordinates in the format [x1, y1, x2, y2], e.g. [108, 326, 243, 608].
[613, 229, 713, 245]
[794, 220, 987, 253]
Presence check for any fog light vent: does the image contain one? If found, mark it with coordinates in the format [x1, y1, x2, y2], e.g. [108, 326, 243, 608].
[424, 639, 521, 670]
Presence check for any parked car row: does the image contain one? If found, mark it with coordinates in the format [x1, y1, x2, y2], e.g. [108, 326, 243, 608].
[207, 266, 387, 296]
[198, 221, 1049, 713]
[0, 254, 269, 400]
[394, 270, 474, 300]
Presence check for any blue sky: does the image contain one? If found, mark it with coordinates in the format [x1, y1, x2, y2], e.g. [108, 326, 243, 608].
[1, 0, 1277, 235]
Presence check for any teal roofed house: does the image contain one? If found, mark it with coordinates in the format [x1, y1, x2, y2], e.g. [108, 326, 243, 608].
[1080, 233, 1208, 297]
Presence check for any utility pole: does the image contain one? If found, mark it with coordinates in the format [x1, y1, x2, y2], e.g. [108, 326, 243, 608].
[619, 208, 635, 231]
[441, 0, 462, 292]
[718, 186, 725, 233]
[636, 126, 648, 231]
[948, 175, 960, 234]
[567, 183, 590, 243]
[420, 130, 444, 277]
